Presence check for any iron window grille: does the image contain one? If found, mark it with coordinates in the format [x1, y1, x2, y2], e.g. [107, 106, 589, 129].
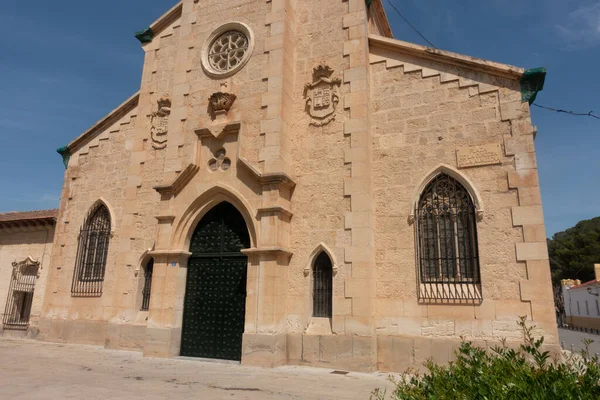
[313, 252, 333, 318]
[71, 204, 111, 296]
[2, 259, 39, 330]
[416, 173, 482, 301]
[140, 259, 154, 311]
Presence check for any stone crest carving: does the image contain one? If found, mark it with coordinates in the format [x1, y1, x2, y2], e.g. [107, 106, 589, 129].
[304, 65, 341, 126]
[150, 97, 171, 149]
[208, 92, 237, 119]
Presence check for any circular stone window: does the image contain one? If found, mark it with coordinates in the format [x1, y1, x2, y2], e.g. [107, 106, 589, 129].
[201, 23, 254, 78]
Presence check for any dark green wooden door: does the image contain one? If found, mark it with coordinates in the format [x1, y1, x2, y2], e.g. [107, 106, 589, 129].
[181, 202, 250, 361]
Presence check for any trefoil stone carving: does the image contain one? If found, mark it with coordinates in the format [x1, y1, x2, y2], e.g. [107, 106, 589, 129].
[150, 97, 171, 149]
[304, 65, 341, 126]
[208, 92, 237, 120]
[208, 148, 231, 172]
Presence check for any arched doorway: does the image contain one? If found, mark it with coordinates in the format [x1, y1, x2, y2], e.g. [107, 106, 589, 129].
[181, 202, 250, 361]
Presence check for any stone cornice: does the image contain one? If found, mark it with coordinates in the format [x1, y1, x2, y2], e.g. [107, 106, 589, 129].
[241, 247, 293, 258]
[136, 2, 183, 45]
[0, 218, 56, 232]
[370, 0, 393, 38]
[369, 34, 525, 80]
[237, 158, 296, 190]
[66, 92, 140, 153]
[153, 163, 200, 197]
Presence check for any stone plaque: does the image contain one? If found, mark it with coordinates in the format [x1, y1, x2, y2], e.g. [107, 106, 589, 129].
[456, 144, 502, 168]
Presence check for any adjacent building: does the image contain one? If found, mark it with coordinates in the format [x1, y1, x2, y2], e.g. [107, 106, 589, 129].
[1, 0, 558, 372]
[562, 265, 600, 331]
[0, 210, 57, 337]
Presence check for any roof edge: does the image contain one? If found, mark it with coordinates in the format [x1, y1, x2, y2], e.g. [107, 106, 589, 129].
[0, 209, 59, 227]
[136, 2, 183, 44]
[369, 34, 525, 80]
[66, 92, 140, 153]
[370, 0, 393, 38]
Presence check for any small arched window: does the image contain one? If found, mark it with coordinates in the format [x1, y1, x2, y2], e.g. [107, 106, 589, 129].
[71, 203, 111, 296]
[140, 258, 154, 311]
[416, 173, 480, 287]
[313, 252, 333, 318]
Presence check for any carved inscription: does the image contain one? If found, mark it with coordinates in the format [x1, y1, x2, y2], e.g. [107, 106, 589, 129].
[456, 144, 502, 168]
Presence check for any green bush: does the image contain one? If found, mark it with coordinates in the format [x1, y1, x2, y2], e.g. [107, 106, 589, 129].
[372, 317, 600, 400]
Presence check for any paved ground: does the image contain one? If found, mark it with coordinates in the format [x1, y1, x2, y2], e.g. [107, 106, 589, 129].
[558, 327, 600, 355]
[0, 338, 394, 400]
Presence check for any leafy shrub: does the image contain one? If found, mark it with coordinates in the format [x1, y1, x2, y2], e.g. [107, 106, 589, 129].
[372, 317, 600, 400]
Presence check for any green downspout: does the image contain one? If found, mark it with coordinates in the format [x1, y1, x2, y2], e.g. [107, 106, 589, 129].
[57, 146, 71, 169]
[520, 67, 546, 105]
[135, 27, 154, 44]
[366, 0, 373, 8]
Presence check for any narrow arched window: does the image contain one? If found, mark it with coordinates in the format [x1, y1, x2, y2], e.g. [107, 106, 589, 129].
[416, 174, 480, 290]
[313, 252, 333, 318]
[140, 258, 154, 311]
[71, 203, 111, 296]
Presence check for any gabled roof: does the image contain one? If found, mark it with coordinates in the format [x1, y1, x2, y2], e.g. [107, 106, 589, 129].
[135, 2, 183, 44]
[370, 0, 393, 38]
[66, 92, 139, 153]
[369, 34, 526, 80]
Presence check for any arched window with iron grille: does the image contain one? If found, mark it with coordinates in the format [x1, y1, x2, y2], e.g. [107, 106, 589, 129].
[71, 203, 111, 296]
[313, 252, 333, 318]
[140, 258, 154, 311]
[416, 173, 481, 300]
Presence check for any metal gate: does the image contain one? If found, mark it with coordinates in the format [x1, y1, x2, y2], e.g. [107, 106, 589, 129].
[181, 202, 250, 361]
[2, 257, 40, 330]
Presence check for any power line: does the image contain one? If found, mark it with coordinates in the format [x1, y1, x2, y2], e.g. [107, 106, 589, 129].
[383, 2, 598, 121]
[385, 0, 436, 48]
[532, 104, 600, 120]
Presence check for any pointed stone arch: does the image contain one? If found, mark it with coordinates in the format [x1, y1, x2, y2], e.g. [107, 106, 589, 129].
[304, 242, 339, 276]
[171, 183, 258, 251]
[408, 164, 484, 224]
[87, 198, 116, 235]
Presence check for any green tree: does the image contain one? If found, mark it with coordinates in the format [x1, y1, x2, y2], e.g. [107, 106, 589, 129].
[548, 216, 600, 284]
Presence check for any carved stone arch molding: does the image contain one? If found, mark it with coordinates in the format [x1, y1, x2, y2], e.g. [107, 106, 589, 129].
[86, 198, 117, 236]
[304, 242, 339, 277]
[170, 183, 259, 251]
[408, 164, 485, 224]
[136, 248, 154, 273]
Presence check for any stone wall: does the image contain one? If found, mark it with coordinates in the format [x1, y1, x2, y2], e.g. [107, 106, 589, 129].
[368, 41, 558, 371]
[0, 227, 54, 336]
[36, 0, 557, 373]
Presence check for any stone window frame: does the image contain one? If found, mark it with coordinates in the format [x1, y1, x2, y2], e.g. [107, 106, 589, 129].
[304, 243, 338, 335]
[201, 22, 255, 79]
[410, 165, 484, 303]
[71, 199, 113, 296]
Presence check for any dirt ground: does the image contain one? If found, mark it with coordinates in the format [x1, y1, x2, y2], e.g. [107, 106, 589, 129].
[0, 338, 395, 400]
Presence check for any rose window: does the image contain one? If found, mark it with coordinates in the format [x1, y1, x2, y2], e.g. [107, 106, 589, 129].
[208, 31, 249, 73]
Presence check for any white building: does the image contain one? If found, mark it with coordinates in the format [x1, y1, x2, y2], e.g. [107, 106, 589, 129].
[562, 264, 600, 331]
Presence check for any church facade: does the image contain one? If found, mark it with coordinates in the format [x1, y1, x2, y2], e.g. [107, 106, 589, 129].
[23, 0, 557, 372]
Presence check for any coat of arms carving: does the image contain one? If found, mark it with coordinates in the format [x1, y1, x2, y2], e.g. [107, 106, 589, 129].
[304, 65, 341, 126]
[150, 97, 171, 149]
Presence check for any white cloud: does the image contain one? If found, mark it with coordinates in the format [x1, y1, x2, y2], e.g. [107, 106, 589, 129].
[556, 2, 600, 49]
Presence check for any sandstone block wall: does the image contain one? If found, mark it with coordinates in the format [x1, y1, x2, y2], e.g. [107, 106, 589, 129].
[368, 42, 557, 371]
[36, 0, 557, 373]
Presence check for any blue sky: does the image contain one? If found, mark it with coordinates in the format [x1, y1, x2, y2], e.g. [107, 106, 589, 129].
[0, 0, 598, 237]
